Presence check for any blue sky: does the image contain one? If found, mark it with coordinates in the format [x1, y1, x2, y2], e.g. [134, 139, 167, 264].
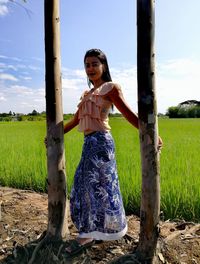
[0, 0, 200, 114]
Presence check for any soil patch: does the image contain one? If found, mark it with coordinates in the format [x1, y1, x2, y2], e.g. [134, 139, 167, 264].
[0, 187, 199, 263]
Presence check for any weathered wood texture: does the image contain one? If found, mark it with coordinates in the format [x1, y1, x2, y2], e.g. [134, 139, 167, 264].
[137, 0, 160, 263]
[44, 0, 68, 239]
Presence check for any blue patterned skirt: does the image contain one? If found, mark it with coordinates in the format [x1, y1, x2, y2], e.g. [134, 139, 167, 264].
[70, 131, 127, 240]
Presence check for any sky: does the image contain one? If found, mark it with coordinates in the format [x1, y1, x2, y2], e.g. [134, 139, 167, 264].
[0, 0, 200, 115]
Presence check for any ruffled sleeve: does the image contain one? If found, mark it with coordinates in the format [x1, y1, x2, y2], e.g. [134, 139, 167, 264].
[77, 83, 113, 132]
[77, 90, 90, 107]
[78, 94, 103, 119]
[98, 82, 114, 96]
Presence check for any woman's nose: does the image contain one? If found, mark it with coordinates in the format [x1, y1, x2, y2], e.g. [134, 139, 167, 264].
[87, 64, 93, 69]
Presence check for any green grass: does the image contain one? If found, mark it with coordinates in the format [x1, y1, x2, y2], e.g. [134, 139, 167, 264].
[0, 122, 47, 191]
[159, 119, 200, 221]
[0, 118, 200, 221]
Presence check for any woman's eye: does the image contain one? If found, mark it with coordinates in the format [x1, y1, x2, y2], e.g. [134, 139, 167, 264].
[85, 62, 100, 68]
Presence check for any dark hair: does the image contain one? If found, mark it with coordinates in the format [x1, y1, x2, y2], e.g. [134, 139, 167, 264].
[84, 49, 112, 86]
[84, 49, 114, 111]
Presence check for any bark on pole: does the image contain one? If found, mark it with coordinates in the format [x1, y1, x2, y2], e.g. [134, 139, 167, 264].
[136, 0, 160, 262]
[44, 0, 68, 239]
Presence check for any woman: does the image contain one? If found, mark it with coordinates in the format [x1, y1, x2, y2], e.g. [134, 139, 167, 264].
[64, 49, 162, 256]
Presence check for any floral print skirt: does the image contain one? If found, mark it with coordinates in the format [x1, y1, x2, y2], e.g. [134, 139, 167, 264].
[70, 131, 127, 240]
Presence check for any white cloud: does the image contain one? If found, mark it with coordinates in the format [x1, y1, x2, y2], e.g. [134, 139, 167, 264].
[111, 66, 138, 112]
[21, 76, 32, 80]
[158, 58, 200, 77]
[0, 84, 45, 113]
[9, 85, 34, 96]
[0, 61, 27, 73]
[0, 62, 6, 68]
[58, 67, 138, 114]
[28, 65, 41, 71]
[0, 1, 8, 16]
[61, 68, 87, 113]
[110, 58, 200, 114]
[0, 73, 18, 81]
[0, 57, 199, 115]
[157, 58, 200, 113]
[0, 55, 8, 59]
[0, 62, 19, 71]
[0, 96, 6, 101]
[0, 54, 22, 62]
[58, 59, 200, 115]
[31, 57, 44, 63]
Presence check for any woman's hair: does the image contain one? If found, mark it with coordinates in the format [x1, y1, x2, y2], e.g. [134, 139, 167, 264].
[84, 49, 112, 87]
[84, 49, 114, 111]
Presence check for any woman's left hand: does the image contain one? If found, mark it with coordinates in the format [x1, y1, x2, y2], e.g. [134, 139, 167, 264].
[158, 136, 163, 153]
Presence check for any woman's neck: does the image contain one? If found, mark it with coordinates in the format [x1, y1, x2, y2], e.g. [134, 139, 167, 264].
[93, 80, 105, 89]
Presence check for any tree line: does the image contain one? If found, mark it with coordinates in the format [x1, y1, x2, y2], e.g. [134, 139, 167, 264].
[0, 110, 124, 121]
[0, 110, 77, 122]
[166, 100, 200, 118]
[0, 110, 46, 121]
[1, 100, 200, 121]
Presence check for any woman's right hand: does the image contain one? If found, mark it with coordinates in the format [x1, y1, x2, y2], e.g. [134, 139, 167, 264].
[157, 136, 163, 153]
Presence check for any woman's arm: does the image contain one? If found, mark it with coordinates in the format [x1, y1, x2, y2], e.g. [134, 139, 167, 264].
[107, 83, 163, 148]
[107, 83, 139, 129]
[44, 111, 79, 147]
[64, 110, 79, 134]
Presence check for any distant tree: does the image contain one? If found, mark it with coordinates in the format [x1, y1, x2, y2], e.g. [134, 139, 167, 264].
[166, 106, 179, 118]
[17, 115, 25, 121]
[3, 117, 12, 121]
[29, 109, 38, 116]
[179, 100, 200, 106]
[196, 107, 200, 117]
[177, 107, 188, 118]
[188, 107, 197, 118]
[167, 101, 200, 118]
[0, 113, 9, 117]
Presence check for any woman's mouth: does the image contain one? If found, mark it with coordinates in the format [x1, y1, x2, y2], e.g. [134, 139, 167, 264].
[88, 73, 96, 77]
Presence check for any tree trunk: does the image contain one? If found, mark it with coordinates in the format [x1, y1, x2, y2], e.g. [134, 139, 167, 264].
[44, 0, 68, 240]
[136, 0, 160, 263]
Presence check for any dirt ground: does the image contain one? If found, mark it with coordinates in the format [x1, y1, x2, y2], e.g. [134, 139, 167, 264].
[0, 187, 200, 264]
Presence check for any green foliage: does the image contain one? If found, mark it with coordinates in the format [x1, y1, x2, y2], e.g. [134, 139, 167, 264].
[166, 106, 179, 118]
[0, 111, 46, 122]
[28, 109, 38, 116]
[0, 111, 78, 122]
[0, 122, 47, 191]
[0, 118, 200, 221]
[167, 103, 200, 118]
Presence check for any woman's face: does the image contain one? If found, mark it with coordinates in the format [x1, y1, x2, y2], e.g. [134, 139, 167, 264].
[84, 56, 104, 83]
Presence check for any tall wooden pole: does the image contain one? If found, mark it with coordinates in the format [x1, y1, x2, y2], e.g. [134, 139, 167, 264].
[44, 0, 67, 239]
[136, 0, 160, 262]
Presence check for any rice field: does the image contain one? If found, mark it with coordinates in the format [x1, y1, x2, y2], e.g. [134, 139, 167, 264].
[0, 118, 200, 221]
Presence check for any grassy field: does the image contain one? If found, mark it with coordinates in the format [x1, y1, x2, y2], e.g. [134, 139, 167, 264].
[0, 118, 200, 221]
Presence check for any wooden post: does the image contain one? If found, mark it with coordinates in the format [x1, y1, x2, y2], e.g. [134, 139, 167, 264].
[44, 0, 68, 239]
[136, 0, 160, 262]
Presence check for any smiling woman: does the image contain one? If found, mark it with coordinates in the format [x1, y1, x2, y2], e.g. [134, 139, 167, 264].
[84, 57, 104, 84]
[84, 49, 112, 87]
[62, 48, 160, 258]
